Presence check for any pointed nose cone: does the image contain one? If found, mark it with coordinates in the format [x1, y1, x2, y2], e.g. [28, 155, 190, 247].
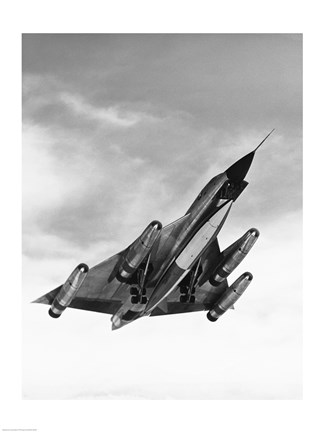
[225, 151, 255, 182]
[225, 129, 275, 182]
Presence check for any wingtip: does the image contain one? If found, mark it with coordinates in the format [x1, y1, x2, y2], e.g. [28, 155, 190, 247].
[31, 296, 49, 304]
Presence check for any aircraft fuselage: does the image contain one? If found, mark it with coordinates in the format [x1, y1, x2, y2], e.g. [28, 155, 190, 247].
[111, 172, 247, 329]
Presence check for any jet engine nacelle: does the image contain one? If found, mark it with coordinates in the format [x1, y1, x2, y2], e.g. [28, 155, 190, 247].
[49, 263, 89, 318]
[207, 272, 252, 321]
[116, 220, 162, 283]
[209, 228, 259, 286]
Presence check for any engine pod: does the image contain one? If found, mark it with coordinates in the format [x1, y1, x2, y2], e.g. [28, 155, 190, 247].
[207, 272, 253, 321]
[210, 228, 259, 286]
[116, 220, 162, 283]
[49, 263, 89, 318]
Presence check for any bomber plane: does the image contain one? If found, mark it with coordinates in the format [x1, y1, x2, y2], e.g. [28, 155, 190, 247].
[33, 131, 274, 330]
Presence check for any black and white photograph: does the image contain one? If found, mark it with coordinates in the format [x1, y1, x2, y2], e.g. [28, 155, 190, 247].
[3, 0, 324, 427]
[22, 33, 302, 400]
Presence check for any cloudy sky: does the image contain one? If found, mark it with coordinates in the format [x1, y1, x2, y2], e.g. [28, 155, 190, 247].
[22, 34, 302, 399]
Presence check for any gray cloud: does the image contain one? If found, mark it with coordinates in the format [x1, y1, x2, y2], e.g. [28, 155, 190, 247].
[23, 34, 302, 132]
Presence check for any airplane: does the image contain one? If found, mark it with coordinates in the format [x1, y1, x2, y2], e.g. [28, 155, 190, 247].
[33, 130, 275, 330]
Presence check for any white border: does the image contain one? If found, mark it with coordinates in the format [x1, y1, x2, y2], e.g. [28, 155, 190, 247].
[1, 0, 322, 431]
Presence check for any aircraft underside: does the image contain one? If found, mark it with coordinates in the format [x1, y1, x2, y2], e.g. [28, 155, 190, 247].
[33, 131, 274, 331]
[33, 204, 259, 330]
